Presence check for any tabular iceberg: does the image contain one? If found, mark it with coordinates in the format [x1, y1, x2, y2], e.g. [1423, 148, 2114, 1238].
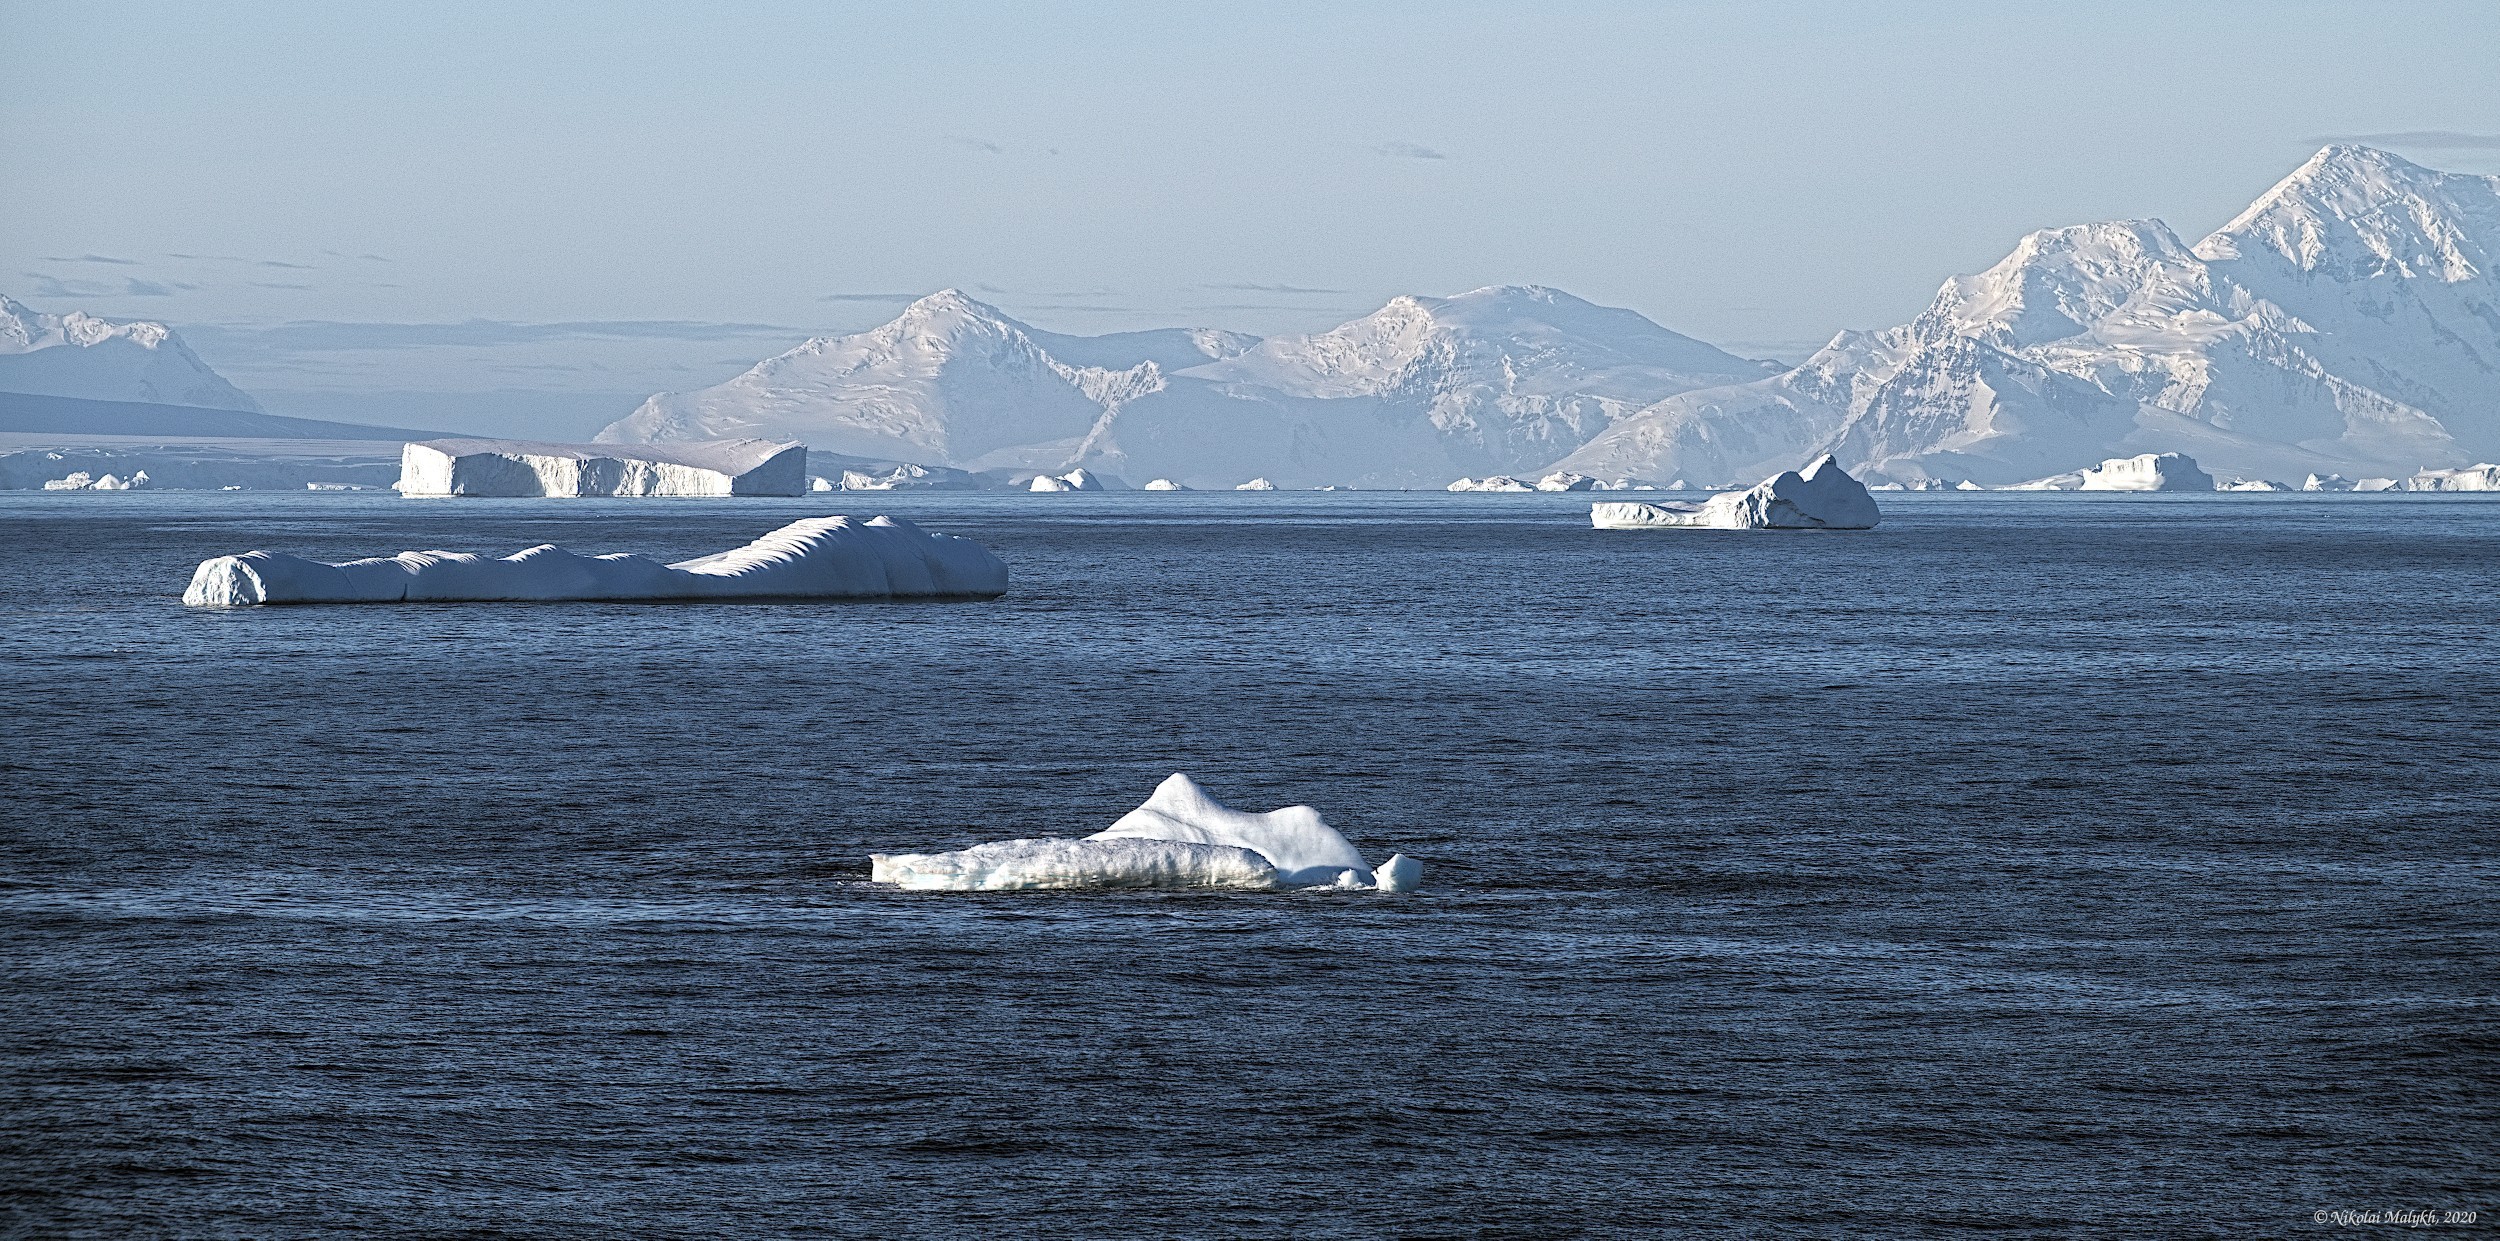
[1590, 455, 1879, 530]
[396, 437, 806, 497]
[2077, 452, 2213, 492]
[870, 773, 1420, 893]
[2404, 463, 2500, 492]
[182, 515, 1007, 606]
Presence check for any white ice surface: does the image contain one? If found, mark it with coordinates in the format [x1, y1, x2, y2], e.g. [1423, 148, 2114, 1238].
[1088, 773, 1373, 886]
[1591, 455, 1879, 530]
[2078, 452, 2214, 491]
[2405, 463, 2500, 491]
[871, 837, 1278, 891]
[873, 773, 1419, 894]
[397, 438, 806, 497]
[182, 515, 1007, 606]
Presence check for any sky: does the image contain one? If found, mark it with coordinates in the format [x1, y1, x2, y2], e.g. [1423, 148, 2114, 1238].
[6, 0, 2499, 435]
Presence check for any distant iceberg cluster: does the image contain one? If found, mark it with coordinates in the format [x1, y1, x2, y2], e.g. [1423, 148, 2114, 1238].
[182, 515, 1007, 606]
[1591, 455, 1879, 530]
[396, 438, 806, 498]
[871, 773, 1420, 893]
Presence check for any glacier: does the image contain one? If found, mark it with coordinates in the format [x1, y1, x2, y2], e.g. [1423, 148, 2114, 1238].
[182, 516, 1007, 606]
[870, 773, 1420, 893]
[2078, 452, 2214, 492]
[1591, 455, 1879, 530]
[397, 438, 806, 497]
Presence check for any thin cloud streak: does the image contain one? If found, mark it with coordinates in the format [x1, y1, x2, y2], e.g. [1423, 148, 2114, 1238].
[1375, 140, 1448, 160]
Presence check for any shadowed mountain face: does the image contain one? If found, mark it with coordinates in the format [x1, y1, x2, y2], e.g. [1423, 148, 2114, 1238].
[600, 286, 1765, 488]
[1559, 146, 2500, 486]
[0, 295, 263, 414]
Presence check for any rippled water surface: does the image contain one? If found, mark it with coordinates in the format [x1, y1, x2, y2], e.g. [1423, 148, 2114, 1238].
[4, 490, 2496, 1237]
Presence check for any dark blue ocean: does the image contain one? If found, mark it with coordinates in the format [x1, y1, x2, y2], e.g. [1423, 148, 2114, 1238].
[3, 490, 2495, 1238]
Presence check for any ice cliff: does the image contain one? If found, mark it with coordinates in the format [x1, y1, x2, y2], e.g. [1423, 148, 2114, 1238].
[397, 438, 806, 497]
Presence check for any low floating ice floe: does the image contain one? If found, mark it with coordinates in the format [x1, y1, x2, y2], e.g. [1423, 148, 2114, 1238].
[182, 515, 1007, 606]
[870, 773, 1420, 893]
[1590, 455, 1879, 530]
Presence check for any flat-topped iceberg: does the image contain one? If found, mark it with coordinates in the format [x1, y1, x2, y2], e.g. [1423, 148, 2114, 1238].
[182, 515, 1007, 606]
[1590, 455, 1879, 530]
[2404, 463, 2500, 492]
[2077, 452, 2213, 492]
[397, 437, 806, 497]
[871, 773, 1420, 893]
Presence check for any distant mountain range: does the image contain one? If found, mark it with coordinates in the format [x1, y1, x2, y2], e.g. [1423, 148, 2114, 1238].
[16, 145, 2496, 486]
[605, 145, 2500, 486]
[0, 294, 262, 413]
[601, 285, 1770, 488]
[1555, 145, 2500, 485]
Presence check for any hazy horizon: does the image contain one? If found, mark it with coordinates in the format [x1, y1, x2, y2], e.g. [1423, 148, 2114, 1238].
[7, 0, 2500, 435]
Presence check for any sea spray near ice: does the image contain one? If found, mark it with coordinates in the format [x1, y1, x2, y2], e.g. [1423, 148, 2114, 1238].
[182, 515, 1007, 606]
[871, 773, 1420, 893]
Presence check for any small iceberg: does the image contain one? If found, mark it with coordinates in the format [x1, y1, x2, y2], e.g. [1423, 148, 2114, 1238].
[183, 515, 1007, 606]
[1234, 478, 1279, 491]
[1028, 468, 1108, 492]
[1141, 478, 1188, 491]
[1447, 475, 1534, 492]
[1590, 455, 1879, 530]
[870, 773, 1420, 893]
[2077, 452, 2212, 491]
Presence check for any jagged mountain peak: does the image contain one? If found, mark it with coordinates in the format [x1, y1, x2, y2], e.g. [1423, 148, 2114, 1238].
[2196, 144, 2498, 279]
[1922, 218, 2205, 345]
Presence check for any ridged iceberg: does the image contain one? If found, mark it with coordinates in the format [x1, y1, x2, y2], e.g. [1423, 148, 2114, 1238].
[1590, 455, 1879, 530]
[182, 516, 1007, 606]
[871, 774, 1420, 893]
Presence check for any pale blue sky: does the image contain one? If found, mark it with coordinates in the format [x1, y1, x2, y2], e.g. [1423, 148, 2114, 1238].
[5, 0, 2497, 431]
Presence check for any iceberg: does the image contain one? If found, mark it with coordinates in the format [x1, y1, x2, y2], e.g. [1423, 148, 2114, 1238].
[1590, 455, 1879, 531]
[1536, 471, 1598, 491]
[2404, 463, 2500, 492]
[872, 837, 1279, 892]
[1027, 467, 1108, 492]
[182, 515, 1008, 606]
[1447, 475, 1534, 492]
[396, 437, 805, 497]
[2304, 473, 2356, 491]
[43, 470, 149, 491]
[871, 773, 1420, 893]
[2077, 452, 2213, 492]
[2220, 478, 2294, 492]
[1235, 477, 1279, 490]
[1141, 478, 1188, 491]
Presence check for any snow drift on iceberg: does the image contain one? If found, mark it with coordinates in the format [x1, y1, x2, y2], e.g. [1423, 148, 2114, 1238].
[870, 773, 1420, 893]
[182, 516, 1007, 606]
[1590, 455, 1879, 530]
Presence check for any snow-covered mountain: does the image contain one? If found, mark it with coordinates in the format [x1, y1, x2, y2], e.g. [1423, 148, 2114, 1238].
[601, 286, 1763, 486]
[1560, 146, 2500, 485]
[600, 290, 1256, 467]
[0, 294, 261, 412]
